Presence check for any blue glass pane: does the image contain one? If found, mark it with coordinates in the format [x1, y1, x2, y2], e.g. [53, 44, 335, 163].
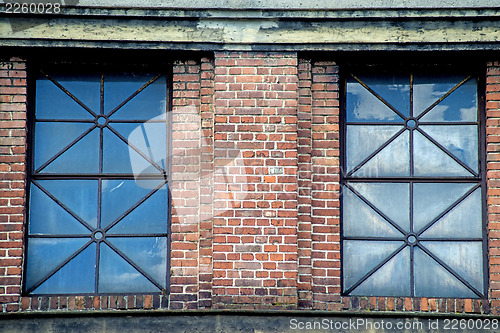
[103, 128, 162, 174]
[350, 246, 410, 296]
[34, 122, 93, 171]
[29, 184, 91, 235]
[104, 73, 156, 114]
[353, 130, 409, 177]
[349, 182, 410, 231]
[343, 187, 401, 237]
[413, 183, 475, 233]
[102, 128, 133, 173]
[413, 74, 466, 116]
[109, 123, 166, 174]
[110, 76, 167, 120]
[25, 238, 89, 291]
[42, 128, 100, 174]
[107, 237, 167, 287]
[108, 185, 168, 234]
[36, 180, 98, 228]
[51, 74, 100, 111]
[32, 243, 95, 294]
[101, 179, 164, 228]
[417, 77, 477, 122]
[413, 131, 471, 177]
[414, 247, 476, 298]
[346, 125, 402, 173]
[98, 243, 159, 293]
[419, 125, 478, 172]
[356, 74, 410, 117]
[421, 188, 482, 238]
[422, 241, 483, 293]
[35, 77, 96, 120]
[346, 79, 404, 123]
[343, 240, 403, 292]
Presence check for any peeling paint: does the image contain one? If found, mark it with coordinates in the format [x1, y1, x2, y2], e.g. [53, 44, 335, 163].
[0, 7, 500, 50]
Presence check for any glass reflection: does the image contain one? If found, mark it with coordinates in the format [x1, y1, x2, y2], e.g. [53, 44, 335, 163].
[98, 243, 158, 293]
[413, 131, 471, 177]
[413, 182, 475, 233]
[416, 76, 477, 122]
[36, 74, 99, 119]
[414, 247, 477, 298]
[343, 240, 403, 292]
[356, 74, 410, 117]
[346, 125, 402, 173]
[349, 182, 409, 231]
[353, 130, 410, 177]
[419, 125, 478, 171]
[343, 186, 402, 237]
[350, 247, 410, 296]
[346, 79, 404, 122]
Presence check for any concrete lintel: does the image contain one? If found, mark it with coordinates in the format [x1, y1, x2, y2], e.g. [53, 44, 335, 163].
[1, 7, 500, 51]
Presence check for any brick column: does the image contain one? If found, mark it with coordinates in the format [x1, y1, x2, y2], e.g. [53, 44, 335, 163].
[198, 57, 215, 309]
[487, 61, 500, 315]
[310, 61, 341, 311]
[170, 59, 204, 310]
[297, 58, 313, 309]
[0, 57, 27, 312]
[212, 52, 298, 309]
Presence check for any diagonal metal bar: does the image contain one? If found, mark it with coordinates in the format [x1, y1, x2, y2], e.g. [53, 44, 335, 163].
[35, 125, 97, 174]
[25, 240, 93, 294]
[416, 127, 478, 176]
[344, 243, 407, 295]
[103, 180, 167, 233]
[106, 74, 163, 118]
[106, 125, 165, 173]
[350, 73, 407, 120]
[416, 183, 480, 236]
[31, 180, 95, 232]
[40, 71, 97, 118]
[416, 75, 473, 121]
[418, 243, 484, 297]
[104, 239, 165, 291]
[346, 127, 406, 177]
[344, 183, 407, 235]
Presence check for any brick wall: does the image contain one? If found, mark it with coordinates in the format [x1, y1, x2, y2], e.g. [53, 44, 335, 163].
[212, 52, 298, 309]
[486, 61, 500, 316]
[0, 53, 497, 315]
[0, 57, 27, 312]
[309, 61, 341, 311]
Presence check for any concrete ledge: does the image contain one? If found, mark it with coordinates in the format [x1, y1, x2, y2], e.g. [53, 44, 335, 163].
[0, 310, 498, 333]
[1, 8, 500, 51]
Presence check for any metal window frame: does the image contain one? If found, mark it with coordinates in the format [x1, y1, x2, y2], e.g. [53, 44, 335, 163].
[339, 63, 488, 298]
[22, 62, 173, 296]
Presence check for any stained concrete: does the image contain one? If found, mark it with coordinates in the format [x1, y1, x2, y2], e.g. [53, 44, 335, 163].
[0, 311, 494, 333]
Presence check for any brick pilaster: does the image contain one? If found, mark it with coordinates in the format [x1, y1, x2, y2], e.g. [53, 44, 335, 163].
[0, 57, 28, 312]
[212, 52, 299, 309]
